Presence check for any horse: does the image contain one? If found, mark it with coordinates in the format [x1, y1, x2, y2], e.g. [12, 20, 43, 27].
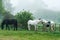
[49, 21, 55, 31]
[41, 19, 55, 32]
[27, 19, 42, 31]
[1, 19, 18, 30]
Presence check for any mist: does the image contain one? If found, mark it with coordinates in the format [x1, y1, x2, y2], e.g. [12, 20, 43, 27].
[2, 0, 60, 23]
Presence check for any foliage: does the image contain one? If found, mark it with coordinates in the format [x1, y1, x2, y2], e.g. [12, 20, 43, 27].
[3, 11, 14, 19]
[0, 0, 5, 14]
[15, 10, 34, 29]
[0, 30, 60, 40]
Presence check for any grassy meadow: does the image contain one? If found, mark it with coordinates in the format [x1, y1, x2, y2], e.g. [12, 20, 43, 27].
[0, 30, 60, 40]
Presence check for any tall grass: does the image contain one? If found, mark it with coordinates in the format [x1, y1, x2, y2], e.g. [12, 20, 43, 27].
[0, 23, 60, 40]
[0, 30, 60, 40]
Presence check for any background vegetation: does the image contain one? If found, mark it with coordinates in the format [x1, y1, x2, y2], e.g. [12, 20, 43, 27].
[0, 0, 60, 40]
[15, 10, 34, 29]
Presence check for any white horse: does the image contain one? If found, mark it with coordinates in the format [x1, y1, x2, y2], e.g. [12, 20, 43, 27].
[27, 19, 42, 31]
[41, 19, 55, 31]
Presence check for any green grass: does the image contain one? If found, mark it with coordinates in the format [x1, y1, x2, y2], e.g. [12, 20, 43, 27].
[0, 30, 60, 40]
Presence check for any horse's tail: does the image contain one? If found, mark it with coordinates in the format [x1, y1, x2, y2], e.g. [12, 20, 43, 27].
[1, 21, 5, 30]
[14, 20, 18, 30]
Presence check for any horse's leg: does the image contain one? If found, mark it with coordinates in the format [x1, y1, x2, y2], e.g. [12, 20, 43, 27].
[6, 24, 10, 30]
[13, 23, 17, 31]
[14, 24, 17, 31]
[54, 24, 56, 31]
[35, 25, 37, 31]
[14, 25, 15, 31]
[52, 25, 54, 31]
[50, 25, 54, 32]
[42, 24, 46, 32]
[43, 24, 46, 32]
[28, 24, 30, 30]
[15, 25, 17, 31]
[1, 23, 4, 30]
[36, 25, 38, 31]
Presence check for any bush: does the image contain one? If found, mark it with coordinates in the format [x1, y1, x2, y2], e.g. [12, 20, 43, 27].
[15, 10, 34, 29]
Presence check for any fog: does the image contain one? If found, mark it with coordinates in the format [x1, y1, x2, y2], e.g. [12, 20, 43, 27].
[2, 0, 60, 23]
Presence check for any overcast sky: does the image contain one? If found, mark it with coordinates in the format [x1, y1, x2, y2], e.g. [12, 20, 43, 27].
[2, 0, 60, 23]
[4, 0, 60, 15]
[10, 0, 45, 14]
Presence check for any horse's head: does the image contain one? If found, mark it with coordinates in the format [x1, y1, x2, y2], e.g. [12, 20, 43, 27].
[36, 19, 42, 24]
[40, 19, 48, 24]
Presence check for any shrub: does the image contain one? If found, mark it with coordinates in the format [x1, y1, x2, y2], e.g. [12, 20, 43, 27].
[15, 10, 34, 29]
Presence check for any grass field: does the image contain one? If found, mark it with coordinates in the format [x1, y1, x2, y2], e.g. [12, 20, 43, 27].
[0, 30, 60, 40]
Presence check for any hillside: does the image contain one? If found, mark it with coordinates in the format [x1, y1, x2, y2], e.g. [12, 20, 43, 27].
[33, 9, 60, 23]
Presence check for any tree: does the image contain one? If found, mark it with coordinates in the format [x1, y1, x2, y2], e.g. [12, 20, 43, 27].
[15, 10, 34, 29]
[0, 0, 5, 14]
[3, 11, 14, 19]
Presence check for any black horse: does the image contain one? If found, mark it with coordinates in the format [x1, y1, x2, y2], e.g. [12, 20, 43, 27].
[1, 19, 18, 30]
